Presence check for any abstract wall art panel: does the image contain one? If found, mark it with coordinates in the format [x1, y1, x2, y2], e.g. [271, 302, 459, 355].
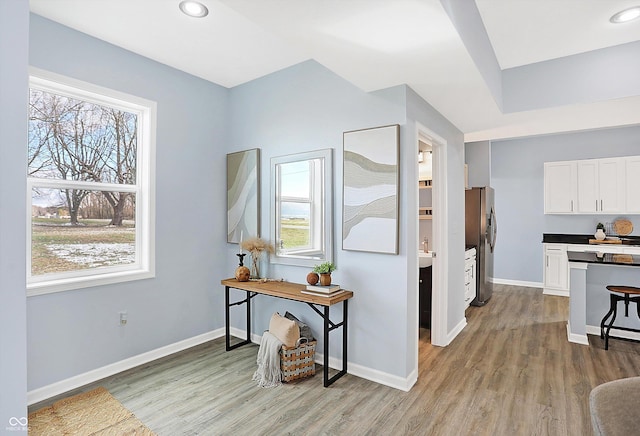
[227, 148, 260, 243]
[342, 125, 399, 254]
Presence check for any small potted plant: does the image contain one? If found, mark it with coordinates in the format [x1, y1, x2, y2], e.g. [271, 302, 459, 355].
[313, 261, 337, 286]
[595, 222, 606, 241]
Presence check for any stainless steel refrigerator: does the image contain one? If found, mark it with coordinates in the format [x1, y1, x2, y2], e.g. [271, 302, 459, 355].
[465, 187, 497, 306]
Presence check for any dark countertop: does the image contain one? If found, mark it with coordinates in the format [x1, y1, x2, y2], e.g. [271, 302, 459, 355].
[543, 233, 640, 246]
[567, 251, 640, 267]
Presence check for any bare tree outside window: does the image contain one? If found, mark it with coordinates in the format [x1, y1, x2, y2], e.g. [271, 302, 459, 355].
[28, 88, 139, 276]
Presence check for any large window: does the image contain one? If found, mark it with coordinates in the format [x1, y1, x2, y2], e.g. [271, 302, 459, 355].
[27, 70, 155, 295]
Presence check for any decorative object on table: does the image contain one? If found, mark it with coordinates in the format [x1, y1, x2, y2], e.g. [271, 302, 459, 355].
[305, 283, 341, 293]
[306, 272, 319, 285]
[595, 222, 606, 241]
[235, 265, 250, 282]
[241, 236, 274, 279]
[301, 288, 345, 297]
[313, 261, 336, 286]
[343, 124, 399, 254]
[613, 218, 633, 236]
[227, 148, 260, 244]
[234, 246, 250, 281]
[236, 252, 246, 266]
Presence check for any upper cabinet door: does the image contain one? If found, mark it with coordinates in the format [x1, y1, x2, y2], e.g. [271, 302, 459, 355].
[626, 156, 640, 213]
[544, 161, 577, 214]
[577, 160, 598, 213]
[577, 158, 625, 214]
[598, 158, 625, 214]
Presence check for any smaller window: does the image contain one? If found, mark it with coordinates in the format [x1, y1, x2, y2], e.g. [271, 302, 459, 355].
[271, 149, 333, 268]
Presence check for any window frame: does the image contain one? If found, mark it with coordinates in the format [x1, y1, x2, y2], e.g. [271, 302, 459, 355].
[270, 149, 333, 268]
[276, 160, 318, 254]
[26, 68, 156, 296]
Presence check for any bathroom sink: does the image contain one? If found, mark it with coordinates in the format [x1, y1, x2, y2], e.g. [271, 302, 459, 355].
[419, 252, 433, 268]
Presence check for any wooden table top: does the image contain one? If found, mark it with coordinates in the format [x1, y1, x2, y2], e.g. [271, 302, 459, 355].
[221, 278, 353, 306]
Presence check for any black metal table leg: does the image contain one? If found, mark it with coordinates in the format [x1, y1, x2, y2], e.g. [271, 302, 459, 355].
[308, 300, 348, 387]
[225, 287, 253, 351]
[324, 305, 330, 387]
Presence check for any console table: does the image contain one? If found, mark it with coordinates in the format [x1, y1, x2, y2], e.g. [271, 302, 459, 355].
[221, 278, 354, 387]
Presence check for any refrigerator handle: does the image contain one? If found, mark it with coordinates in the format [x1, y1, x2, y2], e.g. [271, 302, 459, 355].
[488, 206, 497, 253]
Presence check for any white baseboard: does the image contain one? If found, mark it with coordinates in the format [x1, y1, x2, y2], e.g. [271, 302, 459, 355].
[445, 317, 467, 346]
[493, 277, 543, 289]
[27, 329, 224, 405]
[252, 331, 418, 392]
[543, 288, 569, 297]
[566, 322, 589, 345]
[586, 324, 640, 342]
[29, 327, 418, 404]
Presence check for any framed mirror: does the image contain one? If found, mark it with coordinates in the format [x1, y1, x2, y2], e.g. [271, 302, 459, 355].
[270, 149, 333, 267]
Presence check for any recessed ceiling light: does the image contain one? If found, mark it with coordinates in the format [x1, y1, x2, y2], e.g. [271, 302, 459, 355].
[610, 6, 640, 23]
[179, 1, 209, 18]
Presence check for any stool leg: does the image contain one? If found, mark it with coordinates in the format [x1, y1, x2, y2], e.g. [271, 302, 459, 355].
[604, 294, 620, 351]
[624, 293, 630, 317]
[600, 299, 616, 339]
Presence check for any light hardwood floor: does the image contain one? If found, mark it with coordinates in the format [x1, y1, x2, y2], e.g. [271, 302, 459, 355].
[30, 284, 640, 435]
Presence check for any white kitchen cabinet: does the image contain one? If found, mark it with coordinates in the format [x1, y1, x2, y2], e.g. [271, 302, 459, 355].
[626, 156, 640, 213]
[543, 244, 569, 294]
[544, 161, 577, 214]
[464, 247, 476, 309]
[546, 156, 634, 215]
[577, 158, 625, 214]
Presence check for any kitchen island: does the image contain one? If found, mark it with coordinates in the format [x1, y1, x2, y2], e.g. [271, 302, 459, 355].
[567, 251, 640, 345]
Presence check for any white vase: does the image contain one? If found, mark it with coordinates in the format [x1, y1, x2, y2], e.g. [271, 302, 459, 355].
[595, 229, 606, 240]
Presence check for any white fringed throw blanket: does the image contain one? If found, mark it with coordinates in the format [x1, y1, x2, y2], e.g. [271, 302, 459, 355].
[252, 331, 283, 388]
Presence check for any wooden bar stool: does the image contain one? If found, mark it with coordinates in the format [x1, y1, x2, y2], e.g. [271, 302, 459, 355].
[599, 285, 640, 350]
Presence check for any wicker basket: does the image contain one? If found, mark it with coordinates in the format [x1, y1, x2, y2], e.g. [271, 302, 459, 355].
[280, 340, 316, 382]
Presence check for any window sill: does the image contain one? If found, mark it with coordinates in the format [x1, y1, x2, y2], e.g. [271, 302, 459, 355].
[27, 269, 155, 297]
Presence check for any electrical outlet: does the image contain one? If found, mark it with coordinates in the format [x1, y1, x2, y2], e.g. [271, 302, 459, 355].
[119, 311, 127, 326]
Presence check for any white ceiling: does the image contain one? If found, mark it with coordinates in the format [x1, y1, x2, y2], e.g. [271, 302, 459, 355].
[29, 0, 640, 141]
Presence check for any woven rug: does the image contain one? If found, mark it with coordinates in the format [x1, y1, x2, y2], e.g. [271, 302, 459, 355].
[28, 386, 155, 435]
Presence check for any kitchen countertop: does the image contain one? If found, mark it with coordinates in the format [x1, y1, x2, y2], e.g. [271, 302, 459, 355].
[543, 233, 640, 246]
[567, 251, 640, 267]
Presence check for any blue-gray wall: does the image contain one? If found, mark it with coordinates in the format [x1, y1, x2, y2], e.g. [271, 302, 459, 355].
[20, 13, 468, 400]
[465, 140, 491, 187]
[0, 0, 29, 427]
[490, 125, 640, 284]
[27, 14, 230, 390]
[228, 60, 409, 376]
[227, 62, 466, 380]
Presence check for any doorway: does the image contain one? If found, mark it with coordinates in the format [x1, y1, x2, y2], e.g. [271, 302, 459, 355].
[415, 123, 448, 352]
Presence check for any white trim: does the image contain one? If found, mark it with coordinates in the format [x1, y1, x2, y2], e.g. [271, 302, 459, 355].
[29, 327, 423, 405]
[340, 357, 417, 392]
[492, 277, 543, 289]
[444, 317, 468, 345]
[27, 330, 220, 405]
[416, 123, 449, 347]
[26, 68, 156, 296]
[543, 288, 569, 297]
[252, 331, 419, 392]
[566, 322, 590, 345]
[569, 261, 589, 270]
